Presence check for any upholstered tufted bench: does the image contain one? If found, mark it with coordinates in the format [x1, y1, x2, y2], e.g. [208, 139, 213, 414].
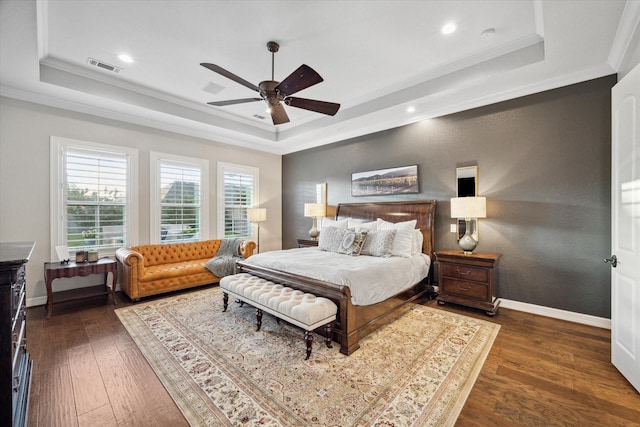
[219, 273, 338, 359]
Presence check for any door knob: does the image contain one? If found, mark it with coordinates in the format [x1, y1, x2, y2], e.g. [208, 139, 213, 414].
[604, 255, 618, 268]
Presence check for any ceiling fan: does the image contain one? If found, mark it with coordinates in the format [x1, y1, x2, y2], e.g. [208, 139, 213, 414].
[201, 41, 340, 125]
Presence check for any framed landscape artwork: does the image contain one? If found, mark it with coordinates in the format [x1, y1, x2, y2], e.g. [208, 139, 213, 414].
[351, 165, 419, 196]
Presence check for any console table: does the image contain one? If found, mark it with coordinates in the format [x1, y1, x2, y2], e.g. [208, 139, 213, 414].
[44, 258, 118, 319]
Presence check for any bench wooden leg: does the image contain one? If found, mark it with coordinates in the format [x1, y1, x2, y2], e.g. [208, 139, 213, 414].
[222, 292, 228, 312]
[324, 323, 333, 349]
[304, 330, 313, 360]
[256, 308, 263, 331]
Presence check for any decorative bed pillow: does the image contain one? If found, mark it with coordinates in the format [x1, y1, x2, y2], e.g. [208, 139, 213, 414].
[412, 229, 424, 255]
[339, 229, 368, 256]
[347, 218, 377, 230]
[322, 217, 349, 229]
[377, 218, 418, 258]
[361, 229, 396, 257]
[319, 226, 347, 252]
[352, 220, 378, 232]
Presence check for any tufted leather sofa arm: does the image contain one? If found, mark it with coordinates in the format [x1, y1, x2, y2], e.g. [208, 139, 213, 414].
[239, 240, 257, 259]
[115, 239, 255, 300]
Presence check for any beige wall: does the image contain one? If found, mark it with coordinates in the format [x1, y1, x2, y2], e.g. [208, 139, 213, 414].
[0, 96, 282, 306]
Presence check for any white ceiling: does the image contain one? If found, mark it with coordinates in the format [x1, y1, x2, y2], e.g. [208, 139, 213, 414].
[0, 0, 636, 155]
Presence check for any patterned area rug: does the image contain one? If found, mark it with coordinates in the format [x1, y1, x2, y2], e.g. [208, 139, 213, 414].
[116, 287, 500, 426]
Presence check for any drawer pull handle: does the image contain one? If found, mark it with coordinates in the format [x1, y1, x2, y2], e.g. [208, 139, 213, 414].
[456, 268, 471, 276]
[456, 284, 471, 291]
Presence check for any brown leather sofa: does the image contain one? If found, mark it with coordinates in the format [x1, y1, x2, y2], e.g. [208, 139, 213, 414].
[115, 239, 255, 300]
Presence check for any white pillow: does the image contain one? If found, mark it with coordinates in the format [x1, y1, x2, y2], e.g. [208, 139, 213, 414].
[361, 229, 396, 257]
[377, 218, 417, 258]
[412, 229, 424, 255]
[348, 219, 377, 232]
[318, 227, 347, 252]
[322, 218, 349, 229]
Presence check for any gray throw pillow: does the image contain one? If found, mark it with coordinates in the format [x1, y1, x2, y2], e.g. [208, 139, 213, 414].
[339, 229, 368, 256]
[361, 229, 396, 257]
[319, 227, 347, 252]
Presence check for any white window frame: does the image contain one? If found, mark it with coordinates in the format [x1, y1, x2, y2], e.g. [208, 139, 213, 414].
[50, 136, 139, 259]
[150, 152, 209, 244]
[217, 162, 259, 239]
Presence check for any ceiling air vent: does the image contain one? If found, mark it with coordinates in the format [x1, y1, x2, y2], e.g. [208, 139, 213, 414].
[253, 114, 266, 120]
[87, 57, 122, 73]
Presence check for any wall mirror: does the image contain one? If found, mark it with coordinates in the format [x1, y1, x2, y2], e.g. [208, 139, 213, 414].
[456, 166, 478, 240]
[316, 182, 327, 207]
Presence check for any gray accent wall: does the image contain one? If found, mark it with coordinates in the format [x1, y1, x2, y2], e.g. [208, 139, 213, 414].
[282, 75, 616, 318]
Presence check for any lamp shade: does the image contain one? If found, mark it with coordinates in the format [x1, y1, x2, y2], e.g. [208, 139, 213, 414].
[304, 203, 326, 218]
[450, 197, 486, 219]
[247, 207, 267, 223]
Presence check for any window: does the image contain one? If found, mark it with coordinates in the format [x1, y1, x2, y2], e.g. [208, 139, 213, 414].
[150, 152, 209, 243]
[217, 162, 259, 238]
[50, 137, 138, 257]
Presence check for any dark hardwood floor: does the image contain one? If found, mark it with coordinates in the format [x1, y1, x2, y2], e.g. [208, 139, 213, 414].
[26, 290, 640, 427]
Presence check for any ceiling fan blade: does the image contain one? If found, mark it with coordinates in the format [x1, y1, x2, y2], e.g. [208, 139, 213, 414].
[269, 102, 290, 125]
[207, 98, 262, 106]
[275, 64, 323, 96]
[200, 63, 260, 92]
[286, 97, 340, 116]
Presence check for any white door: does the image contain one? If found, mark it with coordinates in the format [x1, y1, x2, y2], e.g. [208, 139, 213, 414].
[611, 61, 640, 393]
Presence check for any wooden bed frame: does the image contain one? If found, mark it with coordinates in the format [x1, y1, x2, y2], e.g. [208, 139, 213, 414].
[237, 199, 437, 355]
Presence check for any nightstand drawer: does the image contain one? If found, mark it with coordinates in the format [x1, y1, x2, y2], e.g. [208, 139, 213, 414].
[441, 263, 488, 282]
[440, 278, 488, 300]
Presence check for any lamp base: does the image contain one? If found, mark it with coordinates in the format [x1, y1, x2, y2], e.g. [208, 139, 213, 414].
[309, 217, 319, 240]
[458, 228, 478, 254]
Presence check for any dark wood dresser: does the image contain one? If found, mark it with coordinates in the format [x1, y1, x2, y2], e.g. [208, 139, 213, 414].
[1, 241, 35, 427]
[436, 250, 501, 316]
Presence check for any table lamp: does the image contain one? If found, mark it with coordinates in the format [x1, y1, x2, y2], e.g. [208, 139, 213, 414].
[304, 203, 326, 240]
[450, 197, 486, 254]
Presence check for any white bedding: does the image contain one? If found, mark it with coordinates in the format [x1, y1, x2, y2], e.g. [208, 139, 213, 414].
[241, 248, 431, 306]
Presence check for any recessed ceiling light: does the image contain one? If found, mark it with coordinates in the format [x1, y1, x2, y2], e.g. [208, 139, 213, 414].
[118, 53, 134, 64]
[441, 22, 457, 35]
[407, 106, 416, 113]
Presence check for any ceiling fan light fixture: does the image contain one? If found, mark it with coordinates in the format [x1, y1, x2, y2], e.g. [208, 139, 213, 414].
[201, 40, 340, 125]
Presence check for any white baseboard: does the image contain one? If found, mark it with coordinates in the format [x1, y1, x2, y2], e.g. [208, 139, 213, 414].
[500, 299, 611, 330]
[27, 296, 48, 308]
[27, 283, 121, 308]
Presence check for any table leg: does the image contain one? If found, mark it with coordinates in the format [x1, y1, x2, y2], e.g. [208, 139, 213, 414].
[108, 269, 118, 305]
[45, 277, 53, 320]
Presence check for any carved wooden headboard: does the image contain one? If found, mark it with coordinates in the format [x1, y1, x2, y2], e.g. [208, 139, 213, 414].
[335, 200, 437, 260]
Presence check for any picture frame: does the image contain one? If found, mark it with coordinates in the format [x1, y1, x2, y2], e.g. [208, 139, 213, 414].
[351, 165, 418, 196]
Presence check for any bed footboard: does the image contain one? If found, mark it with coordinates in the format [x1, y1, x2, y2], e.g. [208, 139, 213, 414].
[236, 261, 430, 355]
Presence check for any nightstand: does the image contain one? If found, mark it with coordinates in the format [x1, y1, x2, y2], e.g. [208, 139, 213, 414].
[435, 250, 501, 316]
[297, 238, 319, 248]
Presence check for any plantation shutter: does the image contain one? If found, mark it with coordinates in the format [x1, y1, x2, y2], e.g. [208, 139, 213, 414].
[159, 160, 202, 242]
[65, 148, 127, 250]
[223, 170, 254, 238]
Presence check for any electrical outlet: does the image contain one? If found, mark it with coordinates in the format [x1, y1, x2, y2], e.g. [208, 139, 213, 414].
[450, 223, 457, 233]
